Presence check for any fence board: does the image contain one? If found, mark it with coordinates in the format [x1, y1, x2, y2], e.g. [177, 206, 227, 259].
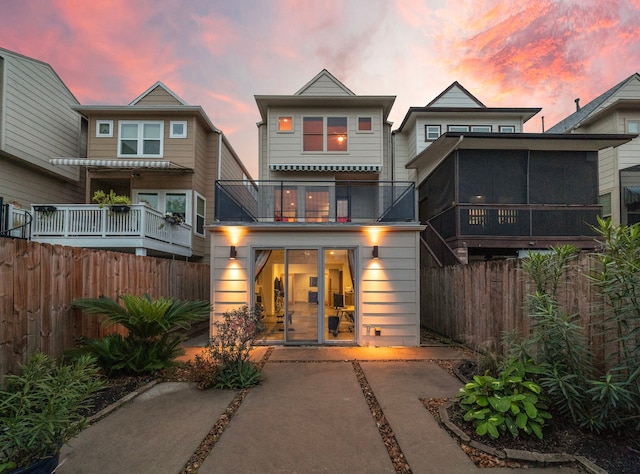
[0, 239, 210, 380]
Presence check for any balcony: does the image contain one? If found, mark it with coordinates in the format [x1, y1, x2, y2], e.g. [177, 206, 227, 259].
[428, 204, 602, 248]
[30, 204, 192, 257]
[214, 180, 416, 223]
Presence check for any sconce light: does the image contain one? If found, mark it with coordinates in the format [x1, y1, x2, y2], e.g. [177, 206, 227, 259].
[372, 245, 379, 259]
[374, 327, 381, 336]
[229, 246, 237, 259]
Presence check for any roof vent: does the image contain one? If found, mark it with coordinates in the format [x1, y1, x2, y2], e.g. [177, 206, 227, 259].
[575, 98, 580, 112]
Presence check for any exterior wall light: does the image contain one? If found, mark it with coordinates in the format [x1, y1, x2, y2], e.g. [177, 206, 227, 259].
[372, 245, 379, 259]
[229, 246, 237, 259]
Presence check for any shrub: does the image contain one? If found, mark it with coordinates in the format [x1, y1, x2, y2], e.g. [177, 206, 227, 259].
[72, 294, 211, 376]
[458, 358, 551, 440]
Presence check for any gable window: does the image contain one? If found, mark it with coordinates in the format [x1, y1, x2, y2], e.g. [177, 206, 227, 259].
[425, 125, 441, 141]
[471, 125, 492, 132]
[627, 120, 639, 134]
[119, 121, 163, 157]
[357, 117, 372, 132]
[96, 120, 113, 137]
[170, 121, 187, 138]
[278, 117, 293, 132]
[499, 125, 515, 133]
[448, 125, 470, 132]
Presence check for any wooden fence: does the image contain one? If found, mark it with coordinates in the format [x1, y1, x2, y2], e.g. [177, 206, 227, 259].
[0, 239, 210, 380]
[421, 253, 610, 368]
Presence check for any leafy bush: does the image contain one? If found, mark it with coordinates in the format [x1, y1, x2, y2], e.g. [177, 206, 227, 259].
[458, 358, 551, 439]
[190, 352, 219, 390]
[72, 294, 210, 376]
[202, 305, 263, 389]
[0, 354, 104, 472]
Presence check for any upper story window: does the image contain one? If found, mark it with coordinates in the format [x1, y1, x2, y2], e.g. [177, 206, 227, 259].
[119, 121, 163, 157]
[278, 116, 293, 132]
[170, 121, 187, 138]
[425, 125, 441, 141]
[357, 117, 372, 132]
[448, 125, 470, 132]
[627, 120, 639, 134]
[303, 116, 347, 152]
[471, 125, 492, 132]
[96, 120, 113, 137]
[499, 125, 515, 133]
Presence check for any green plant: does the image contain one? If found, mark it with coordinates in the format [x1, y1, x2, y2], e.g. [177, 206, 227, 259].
[458, 358, 551, 440]
[204, 305, 263, 389]
[0, 353, 104, 473]
[92, 189, 132, 208]
[72, 294, 211, 376]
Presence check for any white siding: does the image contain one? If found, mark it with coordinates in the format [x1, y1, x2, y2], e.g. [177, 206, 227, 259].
[297, 75, 352, 96]
[209, 226, 421, 347]
[1, 51, 82, 182]
[430, 85, 481, 107]
[595, 77, 640, 113]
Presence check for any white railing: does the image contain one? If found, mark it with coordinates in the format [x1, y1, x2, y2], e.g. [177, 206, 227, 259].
[31, 204, 191, 249]
[2, 205, 31, 238]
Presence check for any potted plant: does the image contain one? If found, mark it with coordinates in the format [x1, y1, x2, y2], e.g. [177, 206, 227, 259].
[163, 212, 184, 225]
[0, 353, 104, 474]
[92, 190, 132, 213]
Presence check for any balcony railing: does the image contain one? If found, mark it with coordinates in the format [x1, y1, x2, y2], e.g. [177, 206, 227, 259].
[215, 180, 416, 223]
[429, 204, 602, 240]
[30, 204, 192, 256]
[0, 203, 32, 239]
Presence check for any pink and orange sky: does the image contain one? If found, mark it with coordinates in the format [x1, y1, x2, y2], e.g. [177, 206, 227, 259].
[1, 0, 639, 177]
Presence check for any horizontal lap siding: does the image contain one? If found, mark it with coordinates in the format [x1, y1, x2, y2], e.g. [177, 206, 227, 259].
[0, 239, 209, 380]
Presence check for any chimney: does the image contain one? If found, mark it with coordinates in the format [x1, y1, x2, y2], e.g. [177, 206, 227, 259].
[575, 98, 580, 112]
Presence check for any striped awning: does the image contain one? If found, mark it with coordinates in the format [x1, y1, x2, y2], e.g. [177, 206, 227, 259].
[270, 164, 381, 172]
[50, 159, 187, 169]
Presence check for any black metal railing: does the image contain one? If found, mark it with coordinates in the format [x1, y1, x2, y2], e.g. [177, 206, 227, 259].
[0, 202, 32, 240]
[215, 180, 416, 223]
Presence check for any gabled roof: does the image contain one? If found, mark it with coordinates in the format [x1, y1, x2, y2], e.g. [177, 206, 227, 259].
[294, 69, 355, 96]
[129, 81, 188, 106]
[547, 73, 640, 133]
[426, 81, 485, 108]
[255, 69, 395, 122]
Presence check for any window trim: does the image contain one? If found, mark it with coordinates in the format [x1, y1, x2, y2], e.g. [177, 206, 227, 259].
[447, 125, 470, 132]
[118, 120, 164, 158]
[194, 191, 206, 236]
[302, 116, 348, 153]
[277, 116, 294, 133]
[627, 120, 640, 134]
[425, 125, 441, 141]
[471, 125, 492, 132]
[96, 120, 113, 138]
[499, 125, 516, 133]
[170, 121, 187, 139]
[356, 116, 373, 133]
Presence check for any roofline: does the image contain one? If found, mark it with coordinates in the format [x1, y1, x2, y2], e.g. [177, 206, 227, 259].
[294, 69, 355, 96]
[425, 81, 486, 108]
[575, 98, 640, 128]
[254, 95, 396, 122]
[0, 47, 80, 104]
[394, 107, 542, 133]
[129, 81, 188, 106]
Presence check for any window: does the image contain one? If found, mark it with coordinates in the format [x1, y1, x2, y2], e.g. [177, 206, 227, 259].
[133, 190, 190, 224]
[278, 117, 293, 132]
[96, 120, 113, 137]
[448, 125, 470, 132]
[471, 125, 492, 132]
[119, 121, 163, 157]
[357, 117, 372, 132]
[499, 125, 516, 133]
[170, 121, 187, 138]
[627, 120, 640, 134]
[425, 125, 441, 141]
[194, 192, 206, 236]
[303, 116, 347, 152]
[599, 193, 611, 218]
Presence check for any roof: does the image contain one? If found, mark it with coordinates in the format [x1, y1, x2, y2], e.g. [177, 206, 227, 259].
[406, 132, 636, 172]
[546, 73, 640, 133]
[425, 81, 485, 107]
[129, 81, 188, 105]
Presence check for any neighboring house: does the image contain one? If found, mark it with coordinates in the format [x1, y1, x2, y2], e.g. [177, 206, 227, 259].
[210, 70, 423, 346]
[547, 73, 640, 225]
[36, 82, 252, 261]
[0, 47, 86, 237]
[395, 82, 633, 264]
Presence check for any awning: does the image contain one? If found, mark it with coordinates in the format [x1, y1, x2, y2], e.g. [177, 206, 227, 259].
[270, 164, 381, 172]
[49, 159, 189, 169]
[624, 186, 640, 205]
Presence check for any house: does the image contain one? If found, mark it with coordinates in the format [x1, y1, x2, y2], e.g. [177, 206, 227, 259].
[0, 47, 86, 238]
[210, 70, 423, 346]
[35, 82, 252, 261]
[547, 73, 640, 225]
[395, 82, 633, 263]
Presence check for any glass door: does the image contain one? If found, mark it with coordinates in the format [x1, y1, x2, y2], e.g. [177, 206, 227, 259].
[284, 249, 319, 343]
